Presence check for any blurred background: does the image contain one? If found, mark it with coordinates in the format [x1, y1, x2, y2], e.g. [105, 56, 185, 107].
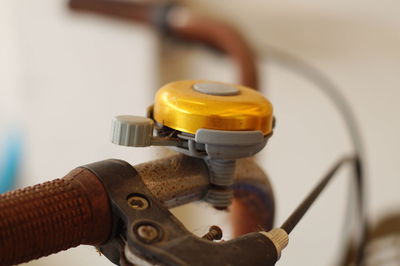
[1, 0, 399, 265]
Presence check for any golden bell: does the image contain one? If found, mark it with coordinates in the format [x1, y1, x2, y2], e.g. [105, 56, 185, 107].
[153, 80, 273, 135]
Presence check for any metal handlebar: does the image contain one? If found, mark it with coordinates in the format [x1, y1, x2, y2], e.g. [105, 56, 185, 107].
[0, 154, 275, 265]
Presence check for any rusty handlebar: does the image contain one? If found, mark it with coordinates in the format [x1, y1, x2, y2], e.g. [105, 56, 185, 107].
[0, 154, 274, 265]
[68, 0, 259, 90]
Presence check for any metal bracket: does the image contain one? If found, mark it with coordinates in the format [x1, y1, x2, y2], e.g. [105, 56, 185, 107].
[82, 159, 279, 266]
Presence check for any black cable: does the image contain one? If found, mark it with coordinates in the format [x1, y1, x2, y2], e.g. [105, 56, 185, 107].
[281, 156, 354, 234]
[264, 46, 367, 265]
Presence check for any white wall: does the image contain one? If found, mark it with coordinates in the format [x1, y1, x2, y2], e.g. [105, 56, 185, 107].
[1, 0, 399, 265]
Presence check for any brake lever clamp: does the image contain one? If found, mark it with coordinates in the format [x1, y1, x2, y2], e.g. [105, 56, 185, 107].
[110, 80, 274, 208]
[82, 159, 285, 266]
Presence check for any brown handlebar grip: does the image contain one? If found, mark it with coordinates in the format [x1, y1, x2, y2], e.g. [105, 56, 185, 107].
[0, 167, 112, 265]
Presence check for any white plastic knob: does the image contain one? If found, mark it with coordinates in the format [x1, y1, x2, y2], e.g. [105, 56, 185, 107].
[111, 115, 154, 147]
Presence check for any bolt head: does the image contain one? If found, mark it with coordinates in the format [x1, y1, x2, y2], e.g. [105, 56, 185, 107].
[127, 196, 149, 210]
[136, 224, 160, 243]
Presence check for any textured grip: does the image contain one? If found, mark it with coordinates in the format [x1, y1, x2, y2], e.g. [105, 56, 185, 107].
[0, 167, 112, 266]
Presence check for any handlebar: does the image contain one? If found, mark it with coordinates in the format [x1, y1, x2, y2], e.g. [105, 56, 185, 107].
[0, 155, 275, 265]
[0, 167, 112, 265]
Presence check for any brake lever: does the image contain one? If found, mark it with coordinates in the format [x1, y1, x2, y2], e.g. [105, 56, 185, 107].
[83, 158, 287, 266]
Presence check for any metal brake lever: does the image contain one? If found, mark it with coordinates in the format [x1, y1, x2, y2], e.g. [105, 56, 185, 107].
[82, 156, 285, 266]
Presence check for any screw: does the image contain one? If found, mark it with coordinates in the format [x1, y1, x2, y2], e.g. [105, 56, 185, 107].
[205, 187, 233, 209]
[201, 225, 223, 241]
[136, 224, 160, 243]
[127, 195, 149, 210]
